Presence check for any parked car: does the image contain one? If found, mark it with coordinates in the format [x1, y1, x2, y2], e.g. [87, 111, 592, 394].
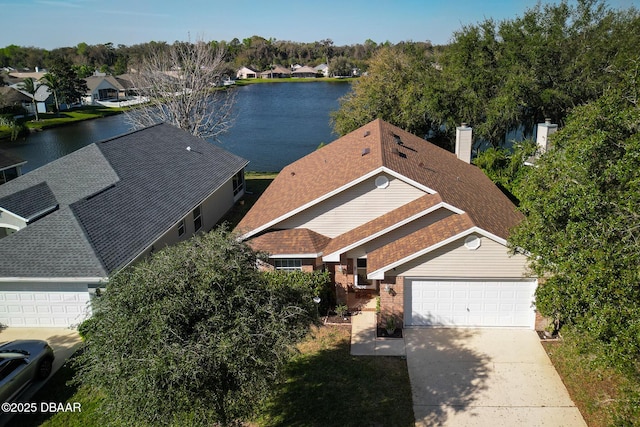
[0, 340, 54, 402]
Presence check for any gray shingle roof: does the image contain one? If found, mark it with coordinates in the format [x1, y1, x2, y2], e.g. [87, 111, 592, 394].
[0, 182, 57, 221]
[0, 123, 248, 278]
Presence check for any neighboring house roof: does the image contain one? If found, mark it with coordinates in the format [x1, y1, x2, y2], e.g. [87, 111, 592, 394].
[0, 182, 57, 222]
[292, 66, 318, 75]
[0, 123, 248, 278]
[8, 71, 46, 80]
[84, 75, 126, 92]
[237, 119, 522, 269]
[0, 86, 31, 106]
[260, 65, 292, 77]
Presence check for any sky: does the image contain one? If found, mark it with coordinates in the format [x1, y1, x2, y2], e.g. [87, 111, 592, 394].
[1, 0, 638, 49]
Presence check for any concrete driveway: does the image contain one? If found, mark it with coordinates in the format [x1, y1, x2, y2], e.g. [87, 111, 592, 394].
[0, 327, 82, 427]
[405, 328, 587, 427]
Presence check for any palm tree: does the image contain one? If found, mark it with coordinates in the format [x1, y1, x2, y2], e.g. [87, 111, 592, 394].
[18, 78, 40, 121]
[40, 73, 60, 115]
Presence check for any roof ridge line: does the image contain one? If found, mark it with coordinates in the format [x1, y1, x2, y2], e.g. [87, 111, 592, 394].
[96, 122, 164, 145]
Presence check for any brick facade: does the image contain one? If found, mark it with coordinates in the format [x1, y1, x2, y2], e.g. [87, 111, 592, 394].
[379, 276, 404, 328]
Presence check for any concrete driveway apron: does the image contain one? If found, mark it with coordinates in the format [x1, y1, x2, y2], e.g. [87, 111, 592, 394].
[404, 328, 586, 427]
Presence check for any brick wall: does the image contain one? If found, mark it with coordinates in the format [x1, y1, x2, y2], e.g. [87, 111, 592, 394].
[379, 276, 404, 327]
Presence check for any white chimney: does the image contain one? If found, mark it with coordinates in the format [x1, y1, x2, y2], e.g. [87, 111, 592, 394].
[536, 118, 558, 154]
[455, 123, 473, 163]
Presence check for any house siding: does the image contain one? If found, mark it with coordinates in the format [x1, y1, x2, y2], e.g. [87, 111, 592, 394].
[137, 176, 240, 260]
[393, 235, 530, 278]
[344, 208, 454, 259]
[277, 175, 426, 238]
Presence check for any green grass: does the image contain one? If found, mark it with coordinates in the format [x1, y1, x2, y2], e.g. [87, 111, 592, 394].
[17, 326, 412, 426]
[542, 332, 640, 426]
[220, 171, 278, 229]
[12, 353, 104, 427]
[25, 106, 125, 131]
[255, 326, 414, 426]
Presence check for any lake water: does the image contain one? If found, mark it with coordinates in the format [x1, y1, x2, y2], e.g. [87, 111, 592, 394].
[0, 82, 352, 173]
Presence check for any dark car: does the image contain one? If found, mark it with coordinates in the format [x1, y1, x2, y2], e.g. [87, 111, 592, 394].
[0, 340, 55, 403]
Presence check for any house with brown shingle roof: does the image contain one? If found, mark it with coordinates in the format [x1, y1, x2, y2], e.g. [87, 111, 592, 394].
[236, 119, 537, 329]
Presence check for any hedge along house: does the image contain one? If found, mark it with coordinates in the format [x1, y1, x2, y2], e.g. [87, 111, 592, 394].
[0, 123, 248, 327]
[236, 119, 538, 329]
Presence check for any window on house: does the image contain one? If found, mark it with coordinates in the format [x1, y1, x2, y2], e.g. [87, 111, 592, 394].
[193, 206, 202, 232]
[178, 219, 185, 237]
[232, 170, 244, 196]
[274, 259, 302, 272]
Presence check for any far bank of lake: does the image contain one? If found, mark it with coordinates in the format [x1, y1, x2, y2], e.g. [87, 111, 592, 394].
[0, 81, 352, 174]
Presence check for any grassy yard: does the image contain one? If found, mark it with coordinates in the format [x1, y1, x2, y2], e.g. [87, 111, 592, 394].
[0, 106, 126, 140]
[25, 106, 125, 130]
[221, 171, 278, 229]
[542, 333, 640, 426]
[14, 326, 413, 427]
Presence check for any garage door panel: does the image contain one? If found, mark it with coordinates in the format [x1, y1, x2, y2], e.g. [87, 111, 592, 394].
[0, 284, 91, 327]
[406, 279, 536, 328]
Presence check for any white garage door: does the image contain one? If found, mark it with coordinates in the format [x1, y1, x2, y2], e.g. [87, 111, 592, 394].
[0, 283, 91, 327]
[405, 279, 537, 328]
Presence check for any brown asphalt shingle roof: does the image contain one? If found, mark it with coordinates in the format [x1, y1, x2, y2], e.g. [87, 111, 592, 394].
[322, 193, 444, 257]
[367, 213, 475, 274]
[247, 228, 330, 255]
[237, 119, 522, 244]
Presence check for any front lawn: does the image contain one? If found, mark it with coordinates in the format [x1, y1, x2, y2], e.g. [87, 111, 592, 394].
[17, 326, 413, 426]
[255, 326, 414, 426]
[25, 106, 125, 131]
[543, 331, 640, 426]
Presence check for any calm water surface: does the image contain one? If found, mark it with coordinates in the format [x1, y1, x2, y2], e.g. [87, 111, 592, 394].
[1, 82, 351, 173]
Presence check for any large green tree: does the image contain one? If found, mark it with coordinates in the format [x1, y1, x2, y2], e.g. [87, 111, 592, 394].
[509, 83, 640, 370]
[47, 57, 88, 106]
[76, 228, 325, 426]
[332, 0, 640, 148]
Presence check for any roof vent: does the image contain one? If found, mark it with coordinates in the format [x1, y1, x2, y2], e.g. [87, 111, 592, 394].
[393, 134, 403, 145]
[364, 130, 370, 137]
[398, 151, 407, 159]
[361, 147, 370, 156]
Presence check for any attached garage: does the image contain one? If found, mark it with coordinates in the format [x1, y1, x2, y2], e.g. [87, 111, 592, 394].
[0, 283, 91, 327]
[404, 279, 537, 328]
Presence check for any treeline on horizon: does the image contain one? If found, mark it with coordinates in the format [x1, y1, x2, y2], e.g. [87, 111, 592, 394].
[0, 36, 436, 79]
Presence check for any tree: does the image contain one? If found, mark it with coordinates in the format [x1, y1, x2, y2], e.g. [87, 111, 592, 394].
[126, 40, 235, 140]
[75, 228, 323, 426]
[331, 45, 437, 140]
[509, 83, 640, 371]
[329, 56, 352, 77]
[18, 78, 39, 121]
[331, 1, 640, 148]
[39, 72, 60, 114]
[47, 57, 88, 105]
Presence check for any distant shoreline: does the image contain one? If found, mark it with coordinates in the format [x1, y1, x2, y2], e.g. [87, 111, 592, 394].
[234, 77, 356, 86]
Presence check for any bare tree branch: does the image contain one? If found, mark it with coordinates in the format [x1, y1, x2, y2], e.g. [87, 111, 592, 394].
[125, 40, 236, 140]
